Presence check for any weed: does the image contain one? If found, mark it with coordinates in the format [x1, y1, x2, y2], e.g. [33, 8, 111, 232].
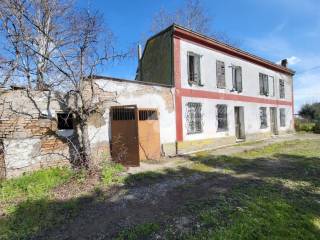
[116, 223, 160, 240]
[101, 162, 125, 185]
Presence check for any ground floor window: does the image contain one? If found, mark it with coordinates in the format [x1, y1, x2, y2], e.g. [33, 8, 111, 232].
[217, 104, 228, 131]
[260, 107, 268, 129]
[186, 102, 203, 134]
[280, 108, 286, 127]
[57, 112, 74, 130]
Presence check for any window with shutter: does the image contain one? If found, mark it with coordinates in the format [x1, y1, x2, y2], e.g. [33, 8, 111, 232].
[280, 108, 286, 127]
[232, 66, 242, 92]
[259, 73, 269, 96]
[217, 104, 228, 131]
[216, 60, 226, 89]
[188, 52, 201, 86]
[186, 102, 203, 134]
[279, 79, 285, 99]
[259, 107, 268, 128]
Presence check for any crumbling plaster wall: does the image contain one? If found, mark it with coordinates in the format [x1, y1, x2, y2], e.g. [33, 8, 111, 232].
[87, 78, 176, 156]
[0, 90, 70, 178]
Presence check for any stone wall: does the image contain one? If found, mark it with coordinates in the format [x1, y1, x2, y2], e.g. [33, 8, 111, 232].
[0, 89, 70, 178]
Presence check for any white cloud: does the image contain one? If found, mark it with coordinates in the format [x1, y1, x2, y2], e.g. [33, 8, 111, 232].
[294, 70, 320, 111]
[276, 56, 301, 66]
[287, 56, 301, 65]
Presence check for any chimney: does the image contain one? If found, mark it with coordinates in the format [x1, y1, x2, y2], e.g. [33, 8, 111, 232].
[137, 44, 142, 61]
[281, 59, 288, 68]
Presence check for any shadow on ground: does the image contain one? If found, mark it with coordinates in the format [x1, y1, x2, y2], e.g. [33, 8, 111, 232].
[1, 151, 320, 240]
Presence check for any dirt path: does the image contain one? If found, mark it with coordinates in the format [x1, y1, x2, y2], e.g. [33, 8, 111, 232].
[33, 133, 320, 240]
[128, 133, 319, 175]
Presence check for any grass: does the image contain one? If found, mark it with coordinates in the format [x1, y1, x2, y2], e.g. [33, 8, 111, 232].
[171, 139, 320, 239]
[1, 138, 320, 239]
[116, 223, 160, 240]
[0, 163, 127, 239]
[0, 167, 75, 239]
[0, 167, 73, 205]
[119, 139, 320, 239]
[180, 182, 320, 240]
[101, 162, 125, 185]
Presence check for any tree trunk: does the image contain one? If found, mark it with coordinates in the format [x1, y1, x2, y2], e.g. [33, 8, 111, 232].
[79, 120, 92, 169]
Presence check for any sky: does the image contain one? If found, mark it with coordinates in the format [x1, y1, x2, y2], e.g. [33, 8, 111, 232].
[78, 0, 320, 112]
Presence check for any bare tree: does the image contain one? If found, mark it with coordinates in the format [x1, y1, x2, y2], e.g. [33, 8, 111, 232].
[0, 0, 127, 169]
[150, 0, 239, 46]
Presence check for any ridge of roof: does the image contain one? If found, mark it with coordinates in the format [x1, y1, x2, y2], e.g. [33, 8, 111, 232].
[171, 24, 295, 76]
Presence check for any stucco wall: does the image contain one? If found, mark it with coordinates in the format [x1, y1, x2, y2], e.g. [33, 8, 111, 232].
[87, 78, 176, 156]
[178, 39, 294, 144]
[140, 30, 173, 85]
[181, 96, 293, 142]
[179, 40, 293, 102]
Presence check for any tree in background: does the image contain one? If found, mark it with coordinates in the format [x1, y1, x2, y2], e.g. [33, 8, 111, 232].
[150, 0, 238, 46]
[0, 0, 127, 169]
[299, 103, 320, 121]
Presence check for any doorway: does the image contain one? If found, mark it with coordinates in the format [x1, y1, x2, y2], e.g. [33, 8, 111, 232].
[270, 107, 278, 135]
[234, 106, 245, 140]
[110, 106, 160, 167]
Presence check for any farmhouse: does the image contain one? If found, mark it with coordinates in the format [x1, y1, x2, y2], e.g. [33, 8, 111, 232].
[0, 24, 295, 178]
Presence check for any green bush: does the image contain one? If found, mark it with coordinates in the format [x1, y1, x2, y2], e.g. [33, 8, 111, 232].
[294, 120, 315, 132]
[313, 121, 320, 134]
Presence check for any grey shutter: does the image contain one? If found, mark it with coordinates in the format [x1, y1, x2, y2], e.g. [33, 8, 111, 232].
[236, 66, 242, 92]
[195, 55, 201, 85]
[216, 60, 225, 88]
[279, 80, 285, 98]
[264, 75, 269, 96]
[232, 67, 236, 90]
[259, 73, 264, 95]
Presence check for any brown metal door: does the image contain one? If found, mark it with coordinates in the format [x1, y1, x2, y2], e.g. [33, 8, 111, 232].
[138, 109, 160, 160]
[111, 106, 140, 166]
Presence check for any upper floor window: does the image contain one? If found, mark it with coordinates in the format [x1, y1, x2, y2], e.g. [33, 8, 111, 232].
[280, 108, 286, 127]
[217, 104, 228, 131]
[188, 52, 201, 86]
[259, 73, 269, 96]
[259, 107, 268, 129]
[186, 102, 202, 134]
[232, 66, 242, 92]
[216, 60, 226, 89]
[279, 79, 285, 99]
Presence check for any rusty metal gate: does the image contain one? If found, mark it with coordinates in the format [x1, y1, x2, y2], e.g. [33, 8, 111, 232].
[110, 106, 160, 166]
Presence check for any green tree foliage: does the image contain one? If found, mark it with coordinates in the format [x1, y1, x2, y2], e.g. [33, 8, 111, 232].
[299, 103, 320, 121]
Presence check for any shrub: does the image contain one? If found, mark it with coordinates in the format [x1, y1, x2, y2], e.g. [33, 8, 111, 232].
[313, 121, 320, 134]
[294, 120, 315, 132]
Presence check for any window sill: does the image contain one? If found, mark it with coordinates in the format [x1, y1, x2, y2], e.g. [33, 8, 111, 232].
[188, 81, 204, 87]
[187, 131, 203, 135]
[217, 128, 228, 132]
[56, 129, 74, 137]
